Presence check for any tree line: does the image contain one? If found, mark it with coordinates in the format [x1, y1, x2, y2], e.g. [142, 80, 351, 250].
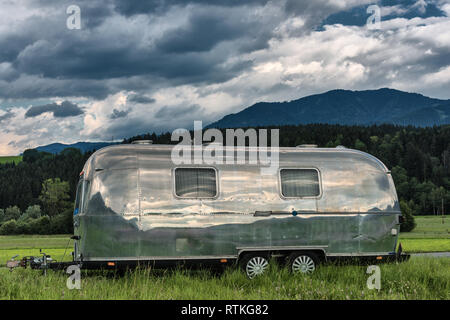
[1, 124, 449, 234]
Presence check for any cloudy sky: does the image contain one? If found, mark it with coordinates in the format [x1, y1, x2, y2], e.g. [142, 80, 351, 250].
[0, 0, 449, 155]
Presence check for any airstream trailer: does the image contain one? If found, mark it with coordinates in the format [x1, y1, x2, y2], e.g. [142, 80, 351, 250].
[71, 143, 406, 278]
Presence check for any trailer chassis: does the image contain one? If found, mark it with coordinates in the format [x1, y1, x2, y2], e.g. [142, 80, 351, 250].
[5, 246, 410, 274]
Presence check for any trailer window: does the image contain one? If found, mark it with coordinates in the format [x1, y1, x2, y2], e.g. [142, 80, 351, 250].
[74, 179, 90, 215]
[174, 168, 217, 198]
[74, 182, 82, 215]
[280, 169, 320, 198]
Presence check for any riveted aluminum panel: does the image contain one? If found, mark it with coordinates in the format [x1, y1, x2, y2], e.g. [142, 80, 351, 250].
[74, 145, 400, 261]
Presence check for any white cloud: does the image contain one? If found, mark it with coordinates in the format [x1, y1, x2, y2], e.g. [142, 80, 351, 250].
[422, 65, 450, 83]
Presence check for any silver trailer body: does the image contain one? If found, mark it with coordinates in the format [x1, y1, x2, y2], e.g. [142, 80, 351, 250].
[73, 144, 401, 264]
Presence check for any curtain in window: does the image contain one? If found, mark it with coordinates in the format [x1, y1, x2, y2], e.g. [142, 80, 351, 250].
[175, 168, 217, 198]
[280, 169, 319, 197]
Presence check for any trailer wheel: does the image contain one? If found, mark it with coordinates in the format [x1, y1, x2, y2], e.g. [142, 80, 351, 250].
[240, 254, 269, 279]
[288, 252, 318, 274]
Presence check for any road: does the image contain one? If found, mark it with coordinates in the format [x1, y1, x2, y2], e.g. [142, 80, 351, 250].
[411, 252, 450, 258]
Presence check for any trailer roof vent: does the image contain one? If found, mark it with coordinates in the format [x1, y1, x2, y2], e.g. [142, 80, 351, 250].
[335, 145, 347, 149]
[296, 144, 317, 148]
[131, 140, 153, 145]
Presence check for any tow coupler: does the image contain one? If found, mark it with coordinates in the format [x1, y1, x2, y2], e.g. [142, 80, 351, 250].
[6, 249, 73, 275]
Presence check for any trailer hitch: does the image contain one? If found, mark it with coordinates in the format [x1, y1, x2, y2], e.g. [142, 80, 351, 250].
[6, 254, 20, 272]
[33, 249, 53, 275]
[6, 250, 53, 275]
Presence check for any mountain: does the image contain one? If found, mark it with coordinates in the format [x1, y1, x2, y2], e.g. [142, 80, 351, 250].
[35, 142, 117, 154]
[207, 88, 450, 128]
[31, 88, 450, 155]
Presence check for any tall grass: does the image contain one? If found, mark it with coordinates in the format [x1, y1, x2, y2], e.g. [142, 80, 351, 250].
[1, 257, 448, 300]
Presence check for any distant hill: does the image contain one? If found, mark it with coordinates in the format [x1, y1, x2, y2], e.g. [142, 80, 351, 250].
[29, 88, 450, 155]
[35, 142, 117, 154]
[207, 88, 450, 128]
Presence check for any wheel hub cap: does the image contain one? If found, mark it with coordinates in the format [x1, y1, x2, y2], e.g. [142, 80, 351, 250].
[292, 255, 315, 273]
[246, 257, 269, 279]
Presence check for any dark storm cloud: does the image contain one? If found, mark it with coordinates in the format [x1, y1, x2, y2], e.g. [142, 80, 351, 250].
[112, 0, 271, 16]
[0, 75, 112, 100]
[0, 15, 58, 64]
[155, 104, 203, 119]
[14, 34, 255, 85]
[32, 0, 114, 28]
[25, 101, 84, 118]
[12, 19, 255, 87]
[155, 9, 270, 54]
[127, 94, 156, 104]
[157, 15, 241, 53]
[78, 2, 115, 28]
[320, 0, 446, 28]
[3, 0, 277, 98]
[110, 108, 131, 119]
[0, 0, 358, 101]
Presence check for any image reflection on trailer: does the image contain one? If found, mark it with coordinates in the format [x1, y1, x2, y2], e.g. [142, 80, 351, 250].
[13, 142, 410, 275]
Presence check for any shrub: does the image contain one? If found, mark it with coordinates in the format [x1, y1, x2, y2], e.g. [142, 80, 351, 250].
[1, 206, 21, 223]
[400, 200, 416, 232]
[16, 220, 32, 234]
[28, 216, 51, 234]
[0, 219, 18, 235]
[50, 213, 69, 234]
[19, 205, 42, 221]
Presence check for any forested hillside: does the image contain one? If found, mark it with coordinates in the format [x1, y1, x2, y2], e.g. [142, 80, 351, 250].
[208, 89, 450, 128]
[0, 124, 448, 234]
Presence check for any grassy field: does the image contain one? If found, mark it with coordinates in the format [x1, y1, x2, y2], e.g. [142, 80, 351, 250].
[0, 216, 448, 265]
[399, 215, 450, 253]
[0, 235, 73, 265]
[0, 257, 448, 299]
[0, 234, 73, 249]
[0, 155, 22, 164]
[0, 216, 448, 300]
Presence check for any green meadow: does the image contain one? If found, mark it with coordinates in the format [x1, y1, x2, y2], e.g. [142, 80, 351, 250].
[0, 156, 22, 165]
[399, 215, 450, 252]
[0, 216, 448, 300]
[0, 257, 448, 300]
[0, 235, 73, 265]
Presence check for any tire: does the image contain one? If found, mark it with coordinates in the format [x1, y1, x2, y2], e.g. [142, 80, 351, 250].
[239, 253, 270, 279]
[288, 252, 318, 274]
